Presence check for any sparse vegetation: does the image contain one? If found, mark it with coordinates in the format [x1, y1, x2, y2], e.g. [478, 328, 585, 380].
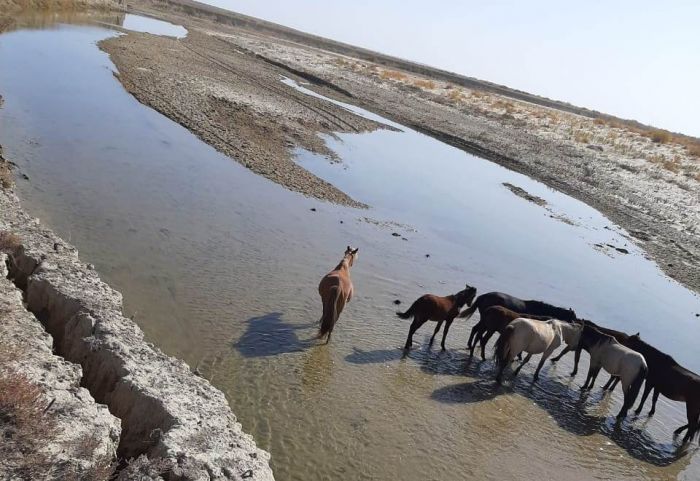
[0, 231, 21, 252]
[413, 79, 436, 89]
[649, 129, 671, 144]
[686, 143, 700, 159]
[115, 455, 174, 480]
[0, 346, 55, 480]
[379, 69, 408, 81]
[0, 161, 13, 189]
[446, 89, 465, 102]
[0, 344, 114, 480]
[661, 159, 681, 173]
[573, 129, 591, 144]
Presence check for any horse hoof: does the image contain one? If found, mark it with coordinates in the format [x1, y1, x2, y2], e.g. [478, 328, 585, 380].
[648, 410, 655, 417]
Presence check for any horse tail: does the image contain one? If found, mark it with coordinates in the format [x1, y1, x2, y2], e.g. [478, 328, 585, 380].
[495, 324, 514, 367]
[318, 286, 340, 339]
[458, 296, 480, 319]
[396, 300, 418, 319]
[627, 361, 648, 408]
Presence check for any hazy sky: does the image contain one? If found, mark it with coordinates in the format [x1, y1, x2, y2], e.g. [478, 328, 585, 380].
[201, 1, 700, 137]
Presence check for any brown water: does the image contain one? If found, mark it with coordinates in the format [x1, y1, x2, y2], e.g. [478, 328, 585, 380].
[1, 16, 699, 481]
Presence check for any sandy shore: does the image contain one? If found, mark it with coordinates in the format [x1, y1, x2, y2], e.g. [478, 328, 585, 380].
[108, 0, 698, 294]
[100, 30, 391, 208]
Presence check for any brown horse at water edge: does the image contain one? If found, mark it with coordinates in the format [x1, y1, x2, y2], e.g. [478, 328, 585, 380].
[398, 285, 477, 350]
[317, 246, 358, 343]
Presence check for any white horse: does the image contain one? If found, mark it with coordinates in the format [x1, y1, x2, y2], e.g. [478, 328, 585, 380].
[495, 318, 583, 383]
[579, 325, 647, 418]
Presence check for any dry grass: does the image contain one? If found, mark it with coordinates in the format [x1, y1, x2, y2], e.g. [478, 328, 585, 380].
[685, 143, 700, 158]
[661, 159, 681, 173]
[0, 346, 56, 480]
[116, 455, 174, 480]
[446, 89, 465, 102]
[0, 162, 13, 189]
[649, 129, 672, 144]
[379, 69, 408, 81]
[0, 231, 21, 252]
[592, 116, 700, 155]
[413, 79, 436, 89]
[0, 345, 114, 480]
[573, 129, 592, 144]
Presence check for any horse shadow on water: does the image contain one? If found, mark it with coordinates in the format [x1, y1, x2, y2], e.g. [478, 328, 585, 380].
[431, 363, 693, 467]
[233, 312, 317, 358]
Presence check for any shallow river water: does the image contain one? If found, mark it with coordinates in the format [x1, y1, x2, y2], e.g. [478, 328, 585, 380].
[1, 15, 699, 481]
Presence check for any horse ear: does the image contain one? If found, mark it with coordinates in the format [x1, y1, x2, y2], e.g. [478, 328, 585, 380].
[352, 248, 359, 254]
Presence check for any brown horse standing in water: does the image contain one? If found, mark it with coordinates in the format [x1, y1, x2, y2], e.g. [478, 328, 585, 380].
[398, 285, 477, 350]
[317, 246, 358, 343]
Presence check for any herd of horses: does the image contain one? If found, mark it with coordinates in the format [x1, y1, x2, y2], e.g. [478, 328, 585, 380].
[318, 247, 700, 445]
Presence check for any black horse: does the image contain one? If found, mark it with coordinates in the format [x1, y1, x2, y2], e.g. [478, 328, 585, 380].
[624, 334, 700, 443]
[460, 292, 577, 351]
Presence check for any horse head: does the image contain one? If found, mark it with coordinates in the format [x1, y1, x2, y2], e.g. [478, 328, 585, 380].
[344, 246, 359, 266]
[459, 284, 477, 307]
[562, 307, 577, 321]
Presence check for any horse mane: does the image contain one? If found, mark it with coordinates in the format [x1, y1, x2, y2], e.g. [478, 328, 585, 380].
[525, 300, 556, 310]
[582, 325, 616, 349]
[628, 336, 679, 365]
[579, 318, 629, 341]
[524, 299, 572, 317]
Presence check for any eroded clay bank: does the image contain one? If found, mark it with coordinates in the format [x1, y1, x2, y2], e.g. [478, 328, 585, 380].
[1, 184, 275, 480]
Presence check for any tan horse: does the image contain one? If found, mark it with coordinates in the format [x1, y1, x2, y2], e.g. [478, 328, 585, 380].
[398, 285, 477, 351]
[317, 246, 358, 343]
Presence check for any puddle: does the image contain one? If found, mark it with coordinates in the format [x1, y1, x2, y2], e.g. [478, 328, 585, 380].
[1, 20, 699, 481]
[121, 13, 187, 38]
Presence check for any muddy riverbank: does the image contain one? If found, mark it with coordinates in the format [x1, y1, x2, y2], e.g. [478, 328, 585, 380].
[119, 0, 699, 294]
[2, 9, 700, 481]
[1, 186, 274, 480]
[100, 29, 390, 208]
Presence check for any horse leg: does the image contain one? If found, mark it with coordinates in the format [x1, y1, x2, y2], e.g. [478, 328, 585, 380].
[648, 388, 661, 416]
[496, 351, 515, 384]
[512, 353, 533, 378]
[404, 316, 426, 350]
[681, 402, 699, 444]
[570, 346, 582, 377]
[467, 323, 481, 351]
[533, 343, 559, 381]
[609, 377, 620, 391]
[634, 382, 653, 415]
[550, 345, 571, 364]
[480, 330, 496, 361]
[602, 375, 617, 390]
[429, 321, 443, 346]
[589, 367, 602, 388]
[583, 366, 601, 390]
[674, 424, 689, 437]
[440, 318, 455, 351]
[469, 328, 482, 357]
